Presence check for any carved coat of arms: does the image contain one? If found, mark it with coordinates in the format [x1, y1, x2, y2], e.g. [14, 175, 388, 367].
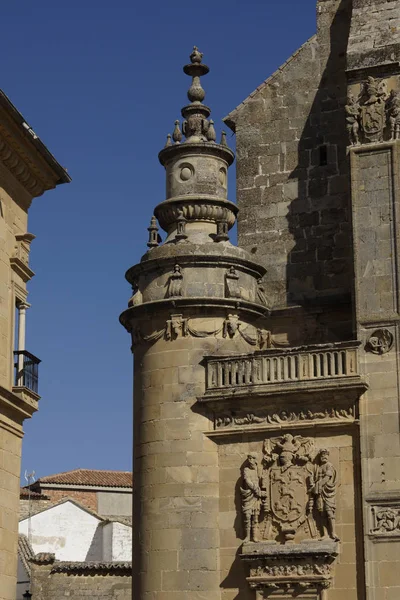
[240, 434, 339, 543]
[360, 77, 387, 143]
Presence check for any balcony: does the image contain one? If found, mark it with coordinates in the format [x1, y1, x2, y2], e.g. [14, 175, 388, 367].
[201, 341, 366, 402]
[14, 350, 41, 394]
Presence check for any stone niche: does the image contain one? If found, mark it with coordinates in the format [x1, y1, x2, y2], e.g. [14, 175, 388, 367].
[217, 431, 359, 600]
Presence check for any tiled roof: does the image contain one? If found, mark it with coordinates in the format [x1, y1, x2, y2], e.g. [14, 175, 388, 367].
[51, 561, 132, 574]
[20, 487, 49, 499]
[31, 469, 133, 488]
[18, 534, 35, 575]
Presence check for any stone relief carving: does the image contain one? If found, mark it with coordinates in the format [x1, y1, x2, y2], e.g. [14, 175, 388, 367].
[128, 282, 143, 307]
[225, 266, 241, 298]
[388, 90, 400, 141]
[359, 76, 387, 143]
[130, 313, 270, 349]
[256, 279, 269, 307]
[222, 314, 240, 338]
[166, 264, 183, 298]
[240, 435, 339, 544]
[366, 328, 394, 354]
[241, 453, 267, 543]
[308, 449, 339, 542]
[346, 76, 400, 145]
[165, 314, 188, 340]
[345, 94, 361, 146]
[371, 505, 400, 536]
[215, 405, 355, 430]
[250, 560, 331, 578]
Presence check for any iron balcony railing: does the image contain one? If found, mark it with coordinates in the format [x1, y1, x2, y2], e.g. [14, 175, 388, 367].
[14, 350, 41, 394]
[205, 343, 359, 392]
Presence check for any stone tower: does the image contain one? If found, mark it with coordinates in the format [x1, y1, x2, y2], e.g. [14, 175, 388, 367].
[0, 92, 70, 599]
[120, 48, 270, 598]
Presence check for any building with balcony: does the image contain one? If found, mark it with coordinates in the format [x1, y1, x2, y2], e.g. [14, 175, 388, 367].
[0, 91, 70, 598]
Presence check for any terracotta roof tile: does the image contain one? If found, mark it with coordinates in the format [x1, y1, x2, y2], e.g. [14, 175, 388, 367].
[20, 487, 49, 499]
[33, 469, 132, 488]
[18, 534, 35, 575]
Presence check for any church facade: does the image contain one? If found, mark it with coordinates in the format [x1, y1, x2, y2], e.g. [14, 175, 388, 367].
[121, 1, 400, 599]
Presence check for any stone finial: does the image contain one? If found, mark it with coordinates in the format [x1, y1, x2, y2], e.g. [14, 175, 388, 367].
[206, 119, 216, 142]
[190, 46, 203, 64]
[147, 216, 159, 249]
[172, 120, 182, 144]
[220, 131, 228, 146]
[164, 134, 172, 148]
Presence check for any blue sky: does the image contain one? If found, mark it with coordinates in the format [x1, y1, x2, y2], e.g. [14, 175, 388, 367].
[4, 0, 316, 481]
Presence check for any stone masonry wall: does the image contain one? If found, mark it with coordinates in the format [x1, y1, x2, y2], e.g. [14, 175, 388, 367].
[226, 0, 354, 341]
[30, 564, 131, 600]
[347, 0, 400, 71]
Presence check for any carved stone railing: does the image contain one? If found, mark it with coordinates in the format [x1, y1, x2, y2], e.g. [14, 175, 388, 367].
[205, 342, 359, 392]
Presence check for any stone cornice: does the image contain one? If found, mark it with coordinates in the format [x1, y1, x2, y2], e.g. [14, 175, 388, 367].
[126, 254, 266, 285]
[158, 141, 235, 167]
[0, 92, 71, 200]
[10, 256, 35, 282]
[0, 384, 39, 425]
[120, 297, 269, 332]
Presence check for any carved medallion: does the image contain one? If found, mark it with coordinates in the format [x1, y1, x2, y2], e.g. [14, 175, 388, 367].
[367, 328, 393, 354]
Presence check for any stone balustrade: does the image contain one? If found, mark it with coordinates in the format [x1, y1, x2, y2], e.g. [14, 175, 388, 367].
[205, 342, 360, 392]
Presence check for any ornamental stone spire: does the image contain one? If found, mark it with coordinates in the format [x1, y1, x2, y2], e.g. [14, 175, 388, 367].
[156, 48, 235, 245]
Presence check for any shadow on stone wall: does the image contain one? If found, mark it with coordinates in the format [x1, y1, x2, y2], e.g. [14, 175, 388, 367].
[286, 0, 355, 342]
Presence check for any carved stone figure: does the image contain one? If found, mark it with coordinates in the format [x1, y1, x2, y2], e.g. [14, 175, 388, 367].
[225, 266, 241, 298]
[222, 314, 239, 338]
[166, 264, 183, 297]
[388, 90, 400, 140]
[308, 449, 339, 541]
[240, 453, 266, 542]
[345, 94, 360, 145]
[165, 314, 188, 340]
[367, 328, 393, 354]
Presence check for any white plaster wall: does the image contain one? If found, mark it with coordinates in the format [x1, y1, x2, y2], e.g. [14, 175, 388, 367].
[19, 501, 102, 561]
[102, 522, 132, 561]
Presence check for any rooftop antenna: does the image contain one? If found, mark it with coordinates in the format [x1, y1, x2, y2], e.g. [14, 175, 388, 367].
[24, 470, 35, 545]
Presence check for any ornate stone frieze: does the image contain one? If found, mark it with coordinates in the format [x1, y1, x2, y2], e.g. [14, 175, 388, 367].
[366, 328, 394, 354]
[346, 76, 400, 145]
[370, 505, 400, 537]
[130, 313, 270, 349]
[154, 198, 237, 232]
[241, 540, 338, 597]
[215, 404, 355, 430]
[240, 435, 339, 544]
